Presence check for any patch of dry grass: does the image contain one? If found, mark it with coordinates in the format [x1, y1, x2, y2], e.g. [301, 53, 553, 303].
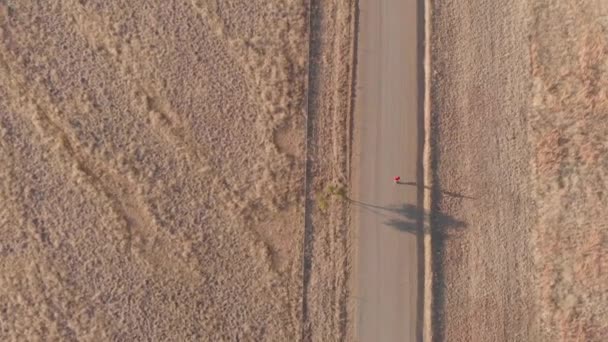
[302, 0, 356, 340]
[0, 0, 310, 340]
[530, 1, 608, 340]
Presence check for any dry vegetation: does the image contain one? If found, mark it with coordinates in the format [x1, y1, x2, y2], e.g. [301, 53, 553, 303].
[0, 0, 316, 340]
[302, 0, 356, 340]
[428, 0, 538, 339]
[430, 0, 607, 340]
[6, 0, 606, 340]
[530, 1, 608, 340]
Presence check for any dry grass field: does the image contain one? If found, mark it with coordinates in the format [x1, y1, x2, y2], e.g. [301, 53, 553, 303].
[430, 0, 608, 341]
[2, 0, 607, 341]
[529, 1, 608, 340]
[0, 0, 316, 340]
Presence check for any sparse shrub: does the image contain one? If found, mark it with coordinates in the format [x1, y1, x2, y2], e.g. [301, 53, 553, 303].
[334, 186, 347, 199]
[317, 183, 348, 212]
[318, 196, 329, 212]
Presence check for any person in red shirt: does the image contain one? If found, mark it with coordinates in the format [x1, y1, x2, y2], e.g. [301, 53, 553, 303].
[393, 176, 401, 184]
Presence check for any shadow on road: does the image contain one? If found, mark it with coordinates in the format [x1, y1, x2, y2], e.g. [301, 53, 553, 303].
[396, 181, 476, 199]
[350, 195, 467, 342]
[349, 200, 467, 234]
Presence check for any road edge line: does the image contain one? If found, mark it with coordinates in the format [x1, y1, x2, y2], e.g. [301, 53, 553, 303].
[422, 0, 433, 340]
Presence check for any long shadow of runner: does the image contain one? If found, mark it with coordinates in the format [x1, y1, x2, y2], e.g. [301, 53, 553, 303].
[350, 197, 467, 342]
[397, 181, 476, 200]
[349, 200, 467, 233]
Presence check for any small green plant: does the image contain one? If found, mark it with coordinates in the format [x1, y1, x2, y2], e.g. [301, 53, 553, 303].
[318, 196, 329, 211]
[334, 186, 347, 199]
[317, 183, 348, 212]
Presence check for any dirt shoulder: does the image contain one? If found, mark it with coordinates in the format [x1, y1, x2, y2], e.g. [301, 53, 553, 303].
[301, 0, 356, 341]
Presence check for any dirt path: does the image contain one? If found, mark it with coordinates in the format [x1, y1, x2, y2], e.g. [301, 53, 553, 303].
[351, 0, 424, 340]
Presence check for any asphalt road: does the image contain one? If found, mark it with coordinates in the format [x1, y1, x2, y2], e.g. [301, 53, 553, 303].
[351, 0, 422, 341]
